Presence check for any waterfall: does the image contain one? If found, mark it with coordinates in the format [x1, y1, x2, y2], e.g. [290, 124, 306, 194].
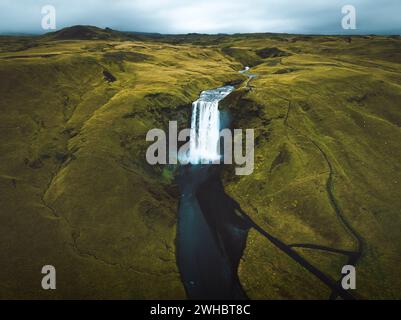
[185, 86, 234, 164]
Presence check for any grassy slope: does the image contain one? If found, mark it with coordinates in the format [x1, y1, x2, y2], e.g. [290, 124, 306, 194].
[0, 30, 400, 299]
[219, 35, 401, 299]
[0, 37, 241, 298]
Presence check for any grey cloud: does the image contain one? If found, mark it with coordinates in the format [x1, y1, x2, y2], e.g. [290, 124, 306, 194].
[0, 0, 399, 35]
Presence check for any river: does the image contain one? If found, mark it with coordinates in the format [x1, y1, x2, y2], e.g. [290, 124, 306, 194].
[175, 68, 356, 300]
[176, 84, 249, 299]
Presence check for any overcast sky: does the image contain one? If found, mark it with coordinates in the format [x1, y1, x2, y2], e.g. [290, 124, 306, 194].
[0, 0, 400, 35]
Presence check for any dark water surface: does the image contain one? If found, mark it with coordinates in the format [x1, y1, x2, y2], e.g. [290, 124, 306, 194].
[176, 165, 250, 299]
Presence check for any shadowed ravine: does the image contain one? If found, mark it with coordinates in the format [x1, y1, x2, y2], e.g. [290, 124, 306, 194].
[176, 165, 249, 299]
[176, 164, 356, 300]
[176, 80, 358, 300]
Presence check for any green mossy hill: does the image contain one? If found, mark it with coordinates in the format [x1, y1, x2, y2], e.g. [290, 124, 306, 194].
[220, 35, 401, 299]
[43, 25, 145, 41]
[0, 27, 400, 299]
[0, 34, 241, 299]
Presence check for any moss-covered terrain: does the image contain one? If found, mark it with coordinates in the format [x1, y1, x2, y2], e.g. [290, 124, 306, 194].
[0, 26, 400, 299]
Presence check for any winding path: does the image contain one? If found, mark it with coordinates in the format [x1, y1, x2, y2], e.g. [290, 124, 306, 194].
[236, 69, 363, 299]
[283, 99, 363, 299]
[176, 70, 362, 300]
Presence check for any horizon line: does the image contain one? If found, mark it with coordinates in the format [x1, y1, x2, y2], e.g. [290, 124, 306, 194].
[0, 25, 400, 37]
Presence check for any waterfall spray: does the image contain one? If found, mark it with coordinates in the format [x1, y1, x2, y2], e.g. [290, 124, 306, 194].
[188, 86, 234, 164]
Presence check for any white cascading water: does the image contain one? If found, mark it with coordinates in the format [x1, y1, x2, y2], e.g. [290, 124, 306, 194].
[187, 86, 234, 164]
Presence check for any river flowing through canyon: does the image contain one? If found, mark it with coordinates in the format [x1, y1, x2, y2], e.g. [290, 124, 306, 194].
[176, 84, 249, 299]
[175, 69, 356, 300]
